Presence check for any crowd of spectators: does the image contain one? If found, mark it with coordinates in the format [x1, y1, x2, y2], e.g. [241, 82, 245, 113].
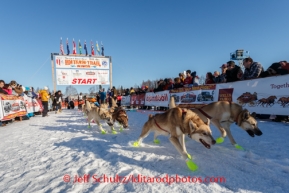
[0, 80, 65, 127]
[114, 58, 289, 97]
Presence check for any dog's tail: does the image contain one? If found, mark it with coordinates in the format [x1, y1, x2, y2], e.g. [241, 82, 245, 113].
[169, 96, 176, 109]
[111, 97, 118, 108]
[85, 100, 92, 112]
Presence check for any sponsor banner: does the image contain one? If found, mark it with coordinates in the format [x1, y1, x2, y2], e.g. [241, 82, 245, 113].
[121, 95, 131, 106]
[130, 95, 137, 106]
[144, 91, 170, 107]
[56, 69, 109, 85]
[23, 95, 42, 113]
[216, 75, 289, 115]
[170, 85, 217, 108]
[37, 99, 44, 112]
[54, 55, 109, 69]
[0, 94, 27, 121]
[130, 94, 145, 106]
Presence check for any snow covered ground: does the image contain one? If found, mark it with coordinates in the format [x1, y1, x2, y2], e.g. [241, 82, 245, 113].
[0, 109, 289, 193]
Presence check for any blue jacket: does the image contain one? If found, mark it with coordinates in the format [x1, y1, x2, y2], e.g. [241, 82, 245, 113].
[100, 92, 106, 100]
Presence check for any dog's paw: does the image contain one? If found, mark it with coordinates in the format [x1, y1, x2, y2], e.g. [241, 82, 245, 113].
[112, 130, 117, 134]
[120, 128, 123, 132]
[186, 159, 198, 171]
[234, 144, 244, 151]
[187, 154, 192, 160]
[216, 137, 224, 144]
[153, 139, 160, 144]
[101, 130, 106, 134]
[133, 141, 139, 147]
[87, 125, 91, 129]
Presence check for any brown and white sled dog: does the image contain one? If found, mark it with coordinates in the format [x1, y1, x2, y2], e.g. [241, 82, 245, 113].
[133, 107, 216, 160]
[108, 98, 129, 130]
[169, 97, 262, 149]
[85, 100, 114, 133]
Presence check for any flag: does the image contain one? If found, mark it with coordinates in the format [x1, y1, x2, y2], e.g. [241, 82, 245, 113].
[66, 38, 70, 55]
[60, 38, 64, 55]
[96, 41, 100, 55]
[91, 41, 95, 56]
[72, 39, 77, 54]
[101, 42, 104, 56]
[84, 40, 88, 56]
[79, 40, 82, 55]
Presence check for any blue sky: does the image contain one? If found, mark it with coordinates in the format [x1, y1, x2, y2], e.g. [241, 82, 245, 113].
[1, 0, 288, 94]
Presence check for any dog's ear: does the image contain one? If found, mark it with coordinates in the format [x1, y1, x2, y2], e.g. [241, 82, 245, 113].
[189, 120, 197, 133]
[205, 118, 210, 126]
[251, 112, 257, 118]
[242, 109, 250, 120]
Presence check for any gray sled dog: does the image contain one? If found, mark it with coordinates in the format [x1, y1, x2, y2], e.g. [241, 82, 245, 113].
[169, 96, 262, 150]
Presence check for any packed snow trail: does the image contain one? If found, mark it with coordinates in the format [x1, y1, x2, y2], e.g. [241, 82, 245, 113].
[0, 109, 288, 193]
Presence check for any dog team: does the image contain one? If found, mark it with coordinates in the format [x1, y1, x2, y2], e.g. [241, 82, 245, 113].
[82, 94, 262, 171]
[133, 96, 262, 170]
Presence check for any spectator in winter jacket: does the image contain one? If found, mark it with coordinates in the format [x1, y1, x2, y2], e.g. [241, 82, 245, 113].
[219, 64, 228, 83]
[168, 77, 183, 90]
[116, 93, 122, 107]
[144, 86, 149, 92]
[31, 87, 38, 99]
[154, 79, 165, 92]
[205, 72, 215, 84]
[178, 73, 185, 84]
[124, 88, 130, 96]
[183, 70, 193, 87]
[190, 71, 197, 85]
[163, 78, 173, 90]
[100, 89, 107, 104]
[2, 84, 13, 95]
[242, 58, 264, 80]
[39, 86, 49, 117]
[0, 80, 8, 94]
[129, 87, 135, 95]
[110, 86, 116, 97]
[213, 71, 221, 83]
[260, 61, 289, 77]
[54, 91, 62, 113]
[280, 60, 289, 72]
[225, 61, 243, 82]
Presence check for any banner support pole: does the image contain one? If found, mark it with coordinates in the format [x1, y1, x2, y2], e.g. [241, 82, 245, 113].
[51, 53, 56, 93]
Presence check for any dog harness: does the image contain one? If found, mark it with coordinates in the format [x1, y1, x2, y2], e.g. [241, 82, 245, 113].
[154, 118, 170, 134]
[198, 108, 212, 119]
[153, 110, 188, 134]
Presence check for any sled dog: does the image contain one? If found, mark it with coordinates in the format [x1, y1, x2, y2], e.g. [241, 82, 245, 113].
[134, 107, 215, 160]
[85, 100, 114, 133]
[169, 96, 262, 148]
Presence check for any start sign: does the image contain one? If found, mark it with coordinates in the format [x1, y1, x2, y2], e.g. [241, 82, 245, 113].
[56, 69, 109, 85]
[72, 78, 97, 84]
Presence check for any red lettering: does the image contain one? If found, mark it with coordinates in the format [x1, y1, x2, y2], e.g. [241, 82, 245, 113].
[92, 79, 97, 84]
[72, 78, 77, 84]
[81, 79, 87, 84]
[87, 79, 92, 84]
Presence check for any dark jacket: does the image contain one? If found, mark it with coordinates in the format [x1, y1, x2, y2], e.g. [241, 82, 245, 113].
[226, 65, 242, 82]
[264, 62, 288, 76]
[53, 93, 62, 106]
